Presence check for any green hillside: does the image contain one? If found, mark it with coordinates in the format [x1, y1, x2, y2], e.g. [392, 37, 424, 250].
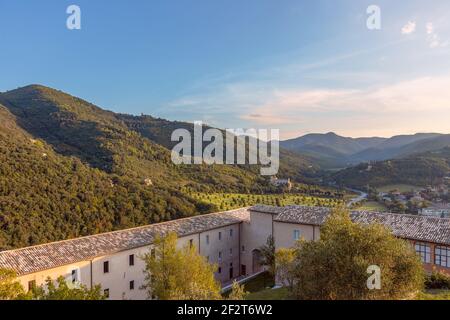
[332, 148, 450, 189]
[0, 85, 317, 249]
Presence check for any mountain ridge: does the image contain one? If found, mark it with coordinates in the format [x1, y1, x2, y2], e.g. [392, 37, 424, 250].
[0, 84, 319, 249]
[281, 131, 449, 169]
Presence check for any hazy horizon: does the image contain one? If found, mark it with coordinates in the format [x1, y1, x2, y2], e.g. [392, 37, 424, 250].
[2, 1, 450, 139]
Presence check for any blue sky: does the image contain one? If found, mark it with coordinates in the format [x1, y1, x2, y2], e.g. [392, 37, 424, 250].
[1, 0, 450, 139]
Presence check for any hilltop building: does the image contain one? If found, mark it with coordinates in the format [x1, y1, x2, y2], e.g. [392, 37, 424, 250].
[1, 206, 450, 299]
[270, 177, 292, 191]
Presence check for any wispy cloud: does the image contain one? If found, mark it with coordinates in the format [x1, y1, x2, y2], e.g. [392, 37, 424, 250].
[426, 22, 449, 48]
[401, 21, 417, 35]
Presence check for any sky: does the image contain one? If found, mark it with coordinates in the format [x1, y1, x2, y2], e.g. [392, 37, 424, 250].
[1, 0, 450, 139]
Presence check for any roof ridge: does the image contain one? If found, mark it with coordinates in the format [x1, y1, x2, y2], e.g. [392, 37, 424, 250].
[0, 207, 250, 255]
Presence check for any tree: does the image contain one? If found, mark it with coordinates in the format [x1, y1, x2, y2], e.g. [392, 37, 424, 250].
[32, 277, 105, 300]
[0, 269, 28, 300]
[292, 208, 424, 300]
[259, 235, 276, 277]
[227, 281, 248, 300]
[275, 248, 296, 290]
[142, 232, 221, 300]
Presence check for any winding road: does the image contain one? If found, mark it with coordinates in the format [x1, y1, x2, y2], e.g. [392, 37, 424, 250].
[346, 188, 368, 208]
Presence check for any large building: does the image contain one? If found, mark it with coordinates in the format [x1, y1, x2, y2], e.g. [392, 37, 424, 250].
[1, 205, 450, 300]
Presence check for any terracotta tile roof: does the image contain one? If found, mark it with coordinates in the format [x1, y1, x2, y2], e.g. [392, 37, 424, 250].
[0, 208, 249, 276]
[254, 205, 450, 246]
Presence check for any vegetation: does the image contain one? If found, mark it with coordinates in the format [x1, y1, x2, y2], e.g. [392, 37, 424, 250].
[0, 269, 104, 300]
[246, 287, 291, 300]
[227, 281, 248, 300]
[142, 232, 221, 300]
[187, 192, 344, 211]
[377, 184, 422, 193]
[0, 269, 27, 300]
[417, 291, 450, 300]
[0, 85, 320, 250]
[291, 207, 424, 300]
[355, 201, 388, 212]
[32, 277, 105, 300]
[425, 271, 450, 290]
[332, 149, 450, 189]
[275, 248, 296, 290]
[258, 236, 276, 277]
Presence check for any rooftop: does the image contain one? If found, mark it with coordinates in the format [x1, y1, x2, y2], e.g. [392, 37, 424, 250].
[0, 208, 249, 276]
[2, 205, 450, 276]
[253, 205, 450, 246]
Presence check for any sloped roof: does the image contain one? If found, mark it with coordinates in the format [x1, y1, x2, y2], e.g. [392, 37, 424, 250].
[0, 208, 249, 275]
[253, 205, 450, 246]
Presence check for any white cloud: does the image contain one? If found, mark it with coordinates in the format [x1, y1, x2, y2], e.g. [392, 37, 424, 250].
[401, 21, 416, 35]
[425, 22, 448, 48]
[426, 22, 434, 35]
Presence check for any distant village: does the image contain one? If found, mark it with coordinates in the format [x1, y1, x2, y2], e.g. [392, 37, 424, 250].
[368, 183, 450, 218]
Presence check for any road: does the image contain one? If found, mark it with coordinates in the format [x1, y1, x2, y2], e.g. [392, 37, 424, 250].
[346, 188, 368, 207]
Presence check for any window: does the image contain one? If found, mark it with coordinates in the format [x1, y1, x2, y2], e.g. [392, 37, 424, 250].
[415, 243, 431, 263]
[28, 280, 36, 291]
[103, 261, 110, 273]
[104, 289, 110, 298]
[229, 248, 233, 256]
[436, 246, 450, 268]
[129, 280, 135, 290]
[218, 267, 222, 274]
[206, 235, 210, 245]
[242, 245, 245, 252]
[71, 269, 78, 283]
[229, 229, 233, 237]
[293, 230, 301, 241]
[218, 251, 222, 261]
[129, 254, 135, 266]
[241, 264, 247, 275]
[219, 232, 222, 240]
[189, 239, 194, 248]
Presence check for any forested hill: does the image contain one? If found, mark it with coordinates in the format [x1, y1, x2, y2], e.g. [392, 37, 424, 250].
[331, 148, 450, 189]
[0, 85, 314, 250]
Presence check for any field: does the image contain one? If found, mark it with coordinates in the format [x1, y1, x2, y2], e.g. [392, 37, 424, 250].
[187, 192, 344, 211]
[355, 201, 388, 212]
[377, 184, 422, 193]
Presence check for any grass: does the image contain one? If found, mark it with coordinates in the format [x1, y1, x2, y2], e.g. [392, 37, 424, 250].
[417, 290, 450, 300]
[241, 272, 275, 293]
[246, 287, 291, 300]
[377, 184, 422, 193]
[236, 272, 292, 300]
[355, 201, 388, 212]
[187, 192, 344, 211]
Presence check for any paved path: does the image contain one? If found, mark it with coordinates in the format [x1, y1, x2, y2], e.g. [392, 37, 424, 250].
[346, 188, 368, 207]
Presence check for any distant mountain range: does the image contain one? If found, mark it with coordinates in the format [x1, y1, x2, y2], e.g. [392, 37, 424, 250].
[281, 132, 450, 169]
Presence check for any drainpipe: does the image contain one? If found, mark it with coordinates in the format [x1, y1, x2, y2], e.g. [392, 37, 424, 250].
[90, 260, 93, 289]
[238, 224, 241, 276]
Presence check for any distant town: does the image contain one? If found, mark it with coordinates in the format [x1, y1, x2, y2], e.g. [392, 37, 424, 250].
[356, 182, 450, 218]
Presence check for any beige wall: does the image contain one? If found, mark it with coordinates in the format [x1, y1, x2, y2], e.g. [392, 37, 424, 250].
[17, 223, 242, 300]
[273, 222, 319, 249]
[239, 211, 274, 275]
[199, 224, 240, 283]
[17, 260, 92, 293]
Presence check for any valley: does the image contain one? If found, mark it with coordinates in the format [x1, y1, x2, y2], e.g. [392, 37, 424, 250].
[0, 84, 449, 250]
